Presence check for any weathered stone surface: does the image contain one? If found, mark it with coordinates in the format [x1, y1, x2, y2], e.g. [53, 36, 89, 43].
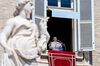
[0, 0, 16, 28]
[93, 0, 100, 66]
[0, 0, 16, 64]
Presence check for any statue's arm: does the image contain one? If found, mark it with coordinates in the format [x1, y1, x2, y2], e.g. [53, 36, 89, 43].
[0, 19, 14, 50]
[39, 17, 50, 42]
[37, 17, 50, 52]
[37, 34, 49, 52]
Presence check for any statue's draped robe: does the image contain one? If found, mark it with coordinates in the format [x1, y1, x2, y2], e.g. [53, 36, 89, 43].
[0, 16, 45, 66]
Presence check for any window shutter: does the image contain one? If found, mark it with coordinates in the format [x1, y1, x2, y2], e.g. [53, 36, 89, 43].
[35, 0, 47, 24]
[35, 0, 45, 17]
[78, 0, 95, 51]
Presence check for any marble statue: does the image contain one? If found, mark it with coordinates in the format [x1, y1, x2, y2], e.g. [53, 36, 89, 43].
[0, 0, 50, 66]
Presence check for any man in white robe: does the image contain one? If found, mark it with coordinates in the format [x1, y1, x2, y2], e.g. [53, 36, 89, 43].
[49, 37, 63, 51]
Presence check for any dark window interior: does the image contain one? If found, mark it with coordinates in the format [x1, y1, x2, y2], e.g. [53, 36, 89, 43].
[47, 10, 72, 51]
[48, 0, 58, 6]
[61, 0, 71, 7]
[48, 0, 71, 7]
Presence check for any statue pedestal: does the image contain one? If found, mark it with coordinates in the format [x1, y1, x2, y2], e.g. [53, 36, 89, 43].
[37, 63, 48, 66]
[36, 51, 49, 66]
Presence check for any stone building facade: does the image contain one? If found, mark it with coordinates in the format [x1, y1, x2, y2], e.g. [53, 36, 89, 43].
[0, 0, 100, 66]
[93, 0, 100, 66]
[0, 0, 16, 28]
[0, 0, 16, 63]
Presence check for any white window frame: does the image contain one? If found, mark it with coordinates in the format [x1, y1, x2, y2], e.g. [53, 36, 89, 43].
[92, 0, 95, 50]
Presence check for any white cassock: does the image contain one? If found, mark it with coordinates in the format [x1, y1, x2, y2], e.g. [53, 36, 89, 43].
[50, 41, 63, 51]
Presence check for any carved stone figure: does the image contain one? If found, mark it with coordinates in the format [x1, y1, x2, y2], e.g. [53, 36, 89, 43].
[0, 0, 50, 66]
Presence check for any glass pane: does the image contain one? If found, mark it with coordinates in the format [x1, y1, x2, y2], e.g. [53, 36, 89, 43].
[80, 0, 92, 21]
[61, 0, 71, 7]
[48, 0, 58, 6]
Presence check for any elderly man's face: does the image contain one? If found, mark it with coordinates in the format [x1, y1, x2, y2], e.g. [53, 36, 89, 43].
[53, 37, 57, 41]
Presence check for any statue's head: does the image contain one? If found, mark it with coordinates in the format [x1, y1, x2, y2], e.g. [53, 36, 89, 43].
[16, 0, 31, 4]
[14, 0, 33, 19]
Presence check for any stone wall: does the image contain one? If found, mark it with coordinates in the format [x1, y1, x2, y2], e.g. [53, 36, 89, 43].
[93, 0, 100, 66]
[0, 0, 16, 62]
[0, 0, 16, 28]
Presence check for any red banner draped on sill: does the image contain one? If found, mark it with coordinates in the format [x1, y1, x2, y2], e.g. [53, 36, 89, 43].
[48, 50, 76, 66]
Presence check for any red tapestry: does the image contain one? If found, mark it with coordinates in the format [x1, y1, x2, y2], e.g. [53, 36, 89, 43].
[48, 50, 76, 66]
